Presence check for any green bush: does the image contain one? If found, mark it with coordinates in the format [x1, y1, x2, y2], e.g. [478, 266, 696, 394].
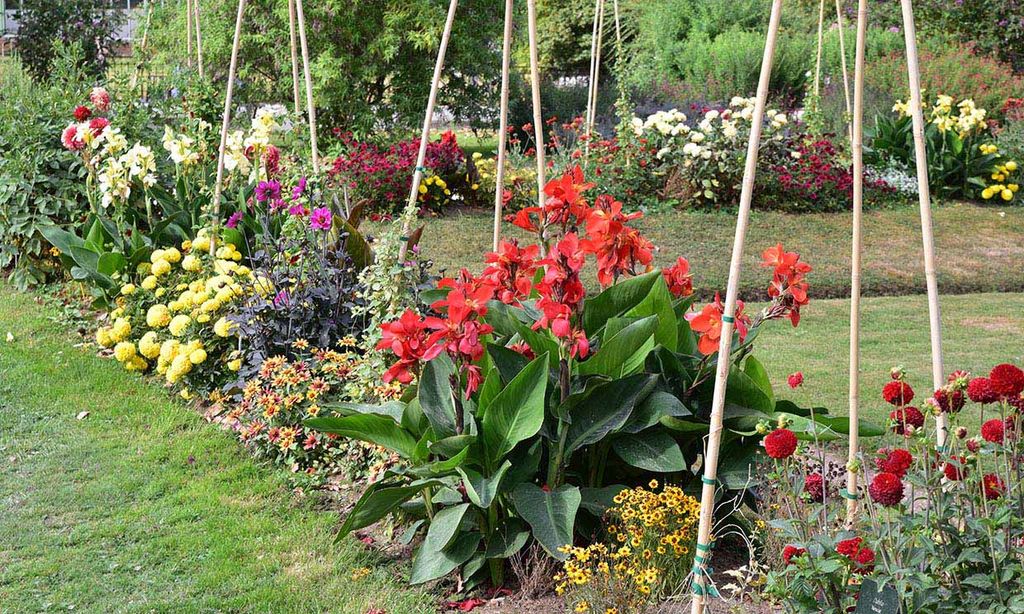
[12, 0, 122, 81]
[145, 0, 502, 135]
[0, 50, 90, 288]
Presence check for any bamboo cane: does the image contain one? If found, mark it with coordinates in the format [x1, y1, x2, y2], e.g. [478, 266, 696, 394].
[899, 0, 947, 445]
[288, 0, 302, 115]
[585, 0, 601, 133]
[611, 0, 622, 48]
[397, 0, 459, 263]
[813, 0, 825, 99]
[845, 0, 868, 526]
[193, 0, 204, 79]
[492, 0, 514, 252]
[526, 0, 547, 216]
[186, 0, 192, 68]
[130, 1, 154, 92]
[689, 2, 784, 612]
[211, 0, 247, 256]
[294, 0, 318, 173]
[588, 0, 606, 135]
[835, 0, 853, 141]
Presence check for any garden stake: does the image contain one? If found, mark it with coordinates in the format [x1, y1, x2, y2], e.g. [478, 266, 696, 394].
[492, 0, 514, 251]
[295, 0, 319, 173]
[690, 2, 783, 612]
[186, 0, 192, 69]
[288, 0, 302, 115]
[130, 2, 154, 93]
[899, 0, 947, 446]
[845, 0, 868, 526]
[586, 0, 605, 140]
[526, 0, 548, 249]
[397, 0, 458, 264]
[585, 0, 601, 137]
[813, 0, 824, 100]
[835, 0, 853, 141]
[211, 0, 247, 256]
[193, 0, 204, 79]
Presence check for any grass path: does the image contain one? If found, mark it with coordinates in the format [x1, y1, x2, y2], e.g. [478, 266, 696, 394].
[406, 201, 1024, 299]
[0, 291, 429, 614]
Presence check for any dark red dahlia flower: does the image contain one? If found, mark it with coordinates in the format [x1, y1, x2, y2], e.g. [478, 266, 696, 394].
[805, 472, 824, 502]
[942, 456, 968, 481]
[868, 472, 905, 507]
[933, 386, 965, 413]
[836, 537, 875, 573]
[764, 428, 798, 459]
[782, 544, 806, 566]
[883, 380, 914, 406]
[875, 448, 914, 478]
[889, 406, 925, 435]
[967, 377, 999, 404]
[981, 418, 1005, 444]
[983, 473, 1005, 500]
[990, 364, 1024, 398]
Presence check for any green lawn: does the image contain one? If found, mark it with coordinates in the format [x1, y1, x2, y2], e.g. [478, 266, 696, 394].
[0, 291, 430, 614]
[408, 201, 1024, 299]
[754, 292, 1024, 427]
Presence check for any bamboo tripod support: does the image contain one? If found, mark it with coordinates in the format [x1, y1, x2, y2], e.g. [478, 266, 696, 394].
[689, 2, 784, 611]
[526, 0, 548, 217]
[193, 0, 204, 79]
[845, 0, 868, 525]
[900, 0, 947, 445]
[585, 0, 605, 135]
[835, 0, 853, 140]
[813, 0, 825, 99]
[397, 0, 459, 263]
[211, 0, 318, 254]
[691, 0, 946, 608]
[186, 0, 193, 68]
[130, 2, 154, 93]
[288, 0, 302, 115]
[492, 0, 514, 252]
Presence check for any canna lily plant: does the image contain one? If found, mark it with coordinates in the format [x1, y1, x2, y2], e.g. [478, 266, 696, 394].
[308, 166, 878, 588]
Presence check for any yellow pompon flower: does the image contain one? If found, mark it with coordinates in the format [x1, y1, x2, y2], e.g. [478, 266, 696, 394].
[182, 255, 202, 272]
[150, 249, 165, 263]
[113, 341, 136, 363]
[95, 326, 113, 348]
[168, 314, 191, 337]
[111, 317, 131, 342]
[196, 313, 211, 324]
[181, 240, 192, 252]
[147, 304, 171, 328]
[214, 317, 234, 338]
[141, 275, 158, 291]
[162, 247, 182, 263]
[1002, 189, 1014, 201]
[227, 358, 242, 372]
[1007, 160, 1018, 172]
[180, 388, 193, 401]
[138, 331, 161, 359]
[152, 259, 172, 277]
[121, 283, 136, 296]
[982, 187, 995, 199]
[192, 235, 212, 253]
[189, 349, 207, 365]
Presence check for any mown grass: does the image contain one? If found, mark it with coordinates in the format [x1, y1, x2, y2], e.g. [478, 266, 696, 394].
[409, 201, 1024, 299]
[0, 291, 431, 614]
[754, 292, 1024, 427]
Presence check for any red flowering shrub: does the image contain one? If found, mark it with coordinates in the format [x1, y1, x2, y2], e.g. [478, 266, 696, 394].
[328, 129, 469, 214]
[869, 472, 905, 507]
[764, 428, 798, 459]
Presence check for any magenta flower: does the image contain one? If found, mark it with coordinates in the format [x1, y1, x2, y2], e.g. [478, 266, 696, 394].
[291, 177, 308, 200]
[255, 180, 281, 203]
[288, 203, 306, 217]
[310, 207, 332, 230]
[226, 210, 245, 229]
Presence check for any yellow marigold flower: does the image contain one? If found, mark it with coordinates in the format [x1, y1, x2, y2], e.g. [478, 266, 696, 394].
[1007, 161, 1018, 172]
[181, 240, 192, 251]
[147, 304, 171, 328]
[180, 388, 193, 400]
[168, 314, 191, 336]
[140, 275, 157, 291]
[196, 313, 211, 324]
[162, 247, 182, 263]
[181, 255, 201, 272]
[113, 341, 136, 363]
[95, 327, 112, 347]
[212, 317, 234, 338]
[1002, 189, 1014, 201]
[150, 249, 165, 263]
[152, 259, 172, 277]
[189, 349, 207, 365]
[120, 283, 136, 296]
[111, 317, 131, 342]
[228, 358, 242, 372]
[192, 236, 211, 253]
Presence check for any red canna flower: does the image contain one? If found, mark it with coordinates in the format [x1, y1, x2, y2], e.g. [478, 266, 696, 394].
[688, 292, 750, 355]
[377, 310, 445, 384]
[482, 239, 539, 305]
[662, 256, 694, 298]
[760, 243, 812, 326]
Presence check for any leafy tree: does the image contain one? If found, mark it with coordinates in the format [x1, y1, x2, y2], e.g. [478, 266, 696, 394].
[146, 0, 503, 136]
[13, 0, 123, 81]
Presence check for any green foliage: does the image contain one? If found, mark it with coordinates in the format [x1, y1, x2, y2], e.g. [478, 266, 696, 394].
[12, 0, 122, 81]
[146, 0, 502, 135]
[0, 49, 90, 289]
[913, 0, 1024, 72]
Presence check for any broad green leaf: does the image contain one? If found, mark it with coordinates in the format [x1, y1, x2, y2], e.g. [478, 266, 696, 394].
[338, 479, 442, 538]
[476, 367, 502, 419]
[486, 343, 530, 385]
[410, 529, 480, 584]
[579, 485, 627, 516]
[457, 460, 512, 508]
[742, 356, 775, 407]
[725, 365, 775, 413]
[813, 416, 886, 438]
[621, 390, 691, 433]
[624, 275, 678, 352]
[484, 518, 529, 559]
[512, 483, 581, 559]
[660, 416, 709, 434]
[423, 503, 471, 551]
[329, 400, 405, 422]
[481, 354, 549, 468]
[582, 271, 661, 335]
[564, 374, 657, 455]
[408, 446, 470, 478]
[428, 434, 477, 459]
[419, 353, 458, 439]
[96, 251, 126, 276]
[612, 430, 685, 472]
[577, 315, 659, 378]
[306, 414, 418, 459]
